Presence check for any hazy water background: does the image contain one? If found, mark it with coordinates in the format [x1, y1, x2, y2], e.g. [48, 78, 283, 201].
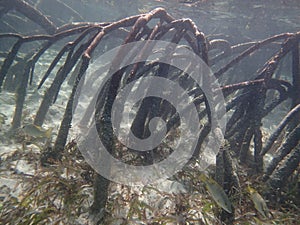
[1, 1, 299, 42]
[32, 1, 300, 40]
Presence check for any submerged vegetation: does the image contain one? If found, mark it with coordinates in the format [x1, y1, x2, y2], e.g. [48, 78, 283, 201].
[0, 0, 299, 224]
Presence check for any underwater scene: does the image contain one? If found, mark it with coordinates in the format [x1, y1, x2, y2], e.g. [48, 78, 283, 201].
[0, 0, 299, 224]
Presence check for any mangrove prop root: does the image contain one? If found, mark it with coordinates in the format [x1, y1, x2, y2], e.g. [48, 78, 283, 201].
[266, 143, 300, 202]
[288, 39, 300, 131]
[264, 124, 300, 179]
[0, 0, 57, 34]
[216, 144, 238, 224]
[261, 104, 300, 156]
[0, 3, 299, 218]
